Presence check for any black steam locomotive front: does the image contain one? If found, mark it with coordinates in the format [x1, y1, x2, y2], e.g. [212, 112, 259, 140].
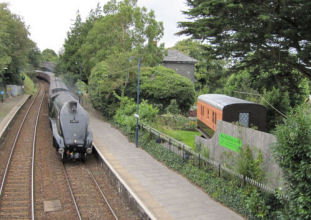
[58, 101, 93, 160]
[50, 91, 93, 161]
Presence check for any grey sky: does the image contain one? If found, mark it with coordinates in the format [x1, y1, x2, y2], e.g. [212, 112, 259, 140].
[4, 0, 189, 53]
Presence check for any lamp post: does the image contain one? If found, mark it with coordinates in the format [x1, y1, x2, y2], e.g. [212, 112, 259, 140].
[135, 58, 141, 148]
[76, 61, 82, 103]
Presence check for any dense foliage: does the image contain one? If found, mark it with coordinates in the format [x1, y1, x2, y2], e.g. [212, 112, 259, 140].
[0, 3, 40, 85]
[274, 105, 311, 219]
[59, 0, 164, 82]
[88, 61, 117, 117]
[178, 0, 311, 80]
[113, 95, 158, 134]
[41, 49, 58, 63]
[140, 66, 195, 113]
[224, 67, 309, 130]
[88, 61, 195, 117]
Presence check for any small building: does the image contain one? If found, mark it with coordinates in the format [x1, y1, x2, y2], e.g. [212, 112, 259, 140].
[163, 49, 197, 82]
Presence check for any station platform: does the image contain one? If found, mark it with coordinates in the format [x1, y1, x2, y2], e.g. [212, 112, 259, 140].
[89, 110, 243, 220]
[0, 95, 30, 141]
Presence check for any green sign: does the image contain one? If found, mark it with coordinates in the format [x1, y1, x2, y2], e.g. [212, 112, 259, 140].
[219, 133, 242, 152]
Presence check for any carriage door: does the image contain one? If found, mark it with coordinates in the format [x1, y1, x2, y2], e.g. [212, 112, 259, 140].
[239, 113, 249, 127]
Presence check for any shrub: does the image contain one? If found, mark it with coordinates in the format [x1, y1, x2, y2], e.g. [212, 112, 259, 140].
[23, 73, 37, 95]
[140, 66, 195, 113]
[273, 104, 311, 219]
[236, 145, 264, 182]
[75, 79, 87, 93]
[113, 96, 158, 134]
[156, 113, 197, 130]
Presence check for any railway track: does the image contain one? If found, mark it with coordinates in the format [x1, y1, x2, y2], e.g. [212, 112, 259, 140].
[0, 80, 139, 219]
[0, 85, 45, 219]
[63, 161, 119, 220]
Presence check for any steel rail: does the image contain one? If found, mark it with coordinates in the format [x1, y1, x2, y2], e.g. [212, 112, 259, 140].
[87, 168, 119, 220]
[0, 87, 41, 197]
[31, 90, 45, 220]
[63, 165, 82, 220]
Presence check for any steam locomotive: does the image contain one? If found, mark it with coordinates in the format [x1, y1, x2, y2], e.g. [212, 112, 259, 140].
[37, 71, 93, 161]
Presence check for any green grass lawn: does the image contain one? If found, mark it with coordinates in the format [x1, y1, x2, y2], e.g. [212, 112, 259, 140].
[158, 127, 201, 150]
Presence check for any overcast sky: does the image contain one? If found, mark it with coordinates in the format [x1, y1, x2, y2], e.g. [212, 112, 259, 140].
[4, 0, 190, 54]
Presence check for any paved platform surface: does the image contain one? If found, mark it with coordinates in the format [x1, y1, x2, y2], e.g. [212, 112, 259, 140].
[89, 110, 243, 220]
[0, 95, 25, 122]
[0, 95, 29, 138]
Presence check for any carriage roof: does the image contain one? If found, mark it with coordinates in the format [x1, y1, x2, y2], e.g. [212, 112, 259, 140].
[198, 94, 257, 110]
[49, 77, 68, 94]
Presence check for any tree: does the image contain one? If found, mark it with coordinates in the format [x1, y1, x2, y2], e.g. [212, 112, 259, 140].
[87, 52, 137, 117]
[140, 66, 195, 113]
[172, 39, 228, 93]
[88, 61, 118, 117]
[273, 105, 311, 219]
[28, 44, 41, 68]
[178, 0, 311, 80]
[59, 9, 99, 81]
[224, 65, 309, 130]
[0, 3, 38, 84]
[79, 0, 164, 76]
[41, 49, 58, 62]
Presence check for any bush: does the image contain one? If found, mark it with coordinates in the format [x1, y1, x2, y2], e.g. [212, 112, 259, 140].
[113, 96, 159, 134]
[236, 145, 264, 182]
[75, 80, 87, 93]
[23, 73, 37, 95]
[273, 104, 311, 219]
[165, 99, 181, 114]
[140, 66, 195, 113]
[88, 61, 120, 117]
[156, 113, 197, 130]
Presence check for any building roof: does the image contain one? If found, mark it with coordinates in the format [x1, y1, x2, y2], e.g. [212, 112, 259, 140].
[163, 49, 198, 64]
[198, 94, 256, 110]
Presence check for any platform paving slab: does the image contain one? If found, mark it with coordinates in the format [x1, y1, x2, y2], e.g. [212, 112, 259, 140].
[89, 111, 243, 220]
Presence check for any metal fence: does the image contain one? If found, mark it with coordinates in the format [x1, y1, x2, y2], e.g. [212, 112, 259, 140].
[140, 123, 278, 195]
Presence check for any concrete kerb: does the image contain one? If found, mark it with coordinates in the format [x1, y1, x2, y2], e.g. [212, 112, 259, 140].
[93, 143, 156, 220]
[0, 95, 31, 145]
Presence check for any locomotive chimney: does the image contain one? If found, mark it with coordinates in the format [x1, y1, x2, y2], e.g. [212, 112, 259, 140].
[69, 101, 77, 113]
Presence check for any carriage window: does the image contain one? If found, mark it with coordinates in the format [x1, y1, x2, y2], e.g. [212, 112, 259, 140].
[207, 109, 209, 119]
[239, 113, 249, 127]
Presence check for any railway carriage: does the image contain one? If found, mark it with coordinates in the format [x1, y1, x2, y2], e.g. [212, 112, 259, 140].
[197, 94, 266, 136]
